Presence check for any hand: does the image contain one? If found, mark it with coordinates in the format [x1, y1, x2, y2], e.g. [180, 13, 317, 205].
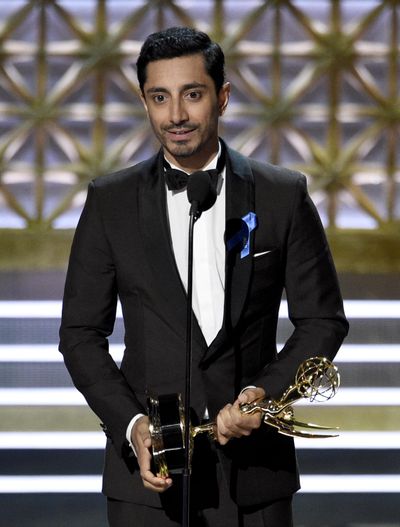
[215, 387, 266, 446]
[131, 415, 173, 492]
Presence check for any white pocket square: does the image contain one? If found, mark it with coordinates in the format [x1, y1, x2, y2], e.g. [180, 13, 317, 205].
[253, 250, 273, 258]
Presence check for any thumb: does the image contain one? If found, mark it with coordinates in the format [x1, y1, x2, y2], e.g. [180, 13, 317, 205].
[238, 389, 254, 404]
[237, 393, 247, 404]
[238, 387, 266, 404]
[142, 435, 152, 448]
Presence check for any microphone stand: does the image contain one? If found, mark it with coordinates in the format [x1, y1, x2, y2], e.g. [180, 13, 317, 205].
[182, 205, 200, 527]
[181, 168, 216, 527]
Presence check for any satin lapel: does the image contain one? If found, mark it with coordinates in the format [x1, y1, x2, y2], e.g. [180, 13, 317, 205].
[224, 146, 255, 331]
[138, 151, 207, 349]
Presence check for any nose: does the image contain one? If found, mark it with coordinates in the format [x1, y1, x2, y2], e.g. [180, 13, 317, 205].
[169, 97, 188, 125]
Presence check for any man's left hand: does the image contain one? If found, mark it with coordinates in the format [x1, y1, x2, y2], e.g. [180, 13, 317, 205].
[215, 387, 266, 445]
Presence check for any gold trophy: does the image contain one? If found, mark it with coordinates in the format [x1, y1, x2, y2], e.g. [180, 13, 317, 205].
[239, 355, 340, 438]
[148, 356, 340, 477]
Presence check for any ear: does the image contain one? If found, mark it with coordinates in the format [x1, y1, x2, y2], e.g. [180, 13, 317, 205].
[218, 82, 230, 116]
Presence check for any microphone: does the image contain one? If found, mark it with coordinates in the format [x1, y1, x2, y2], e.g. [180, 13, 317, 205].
[187, 171, 217, 219]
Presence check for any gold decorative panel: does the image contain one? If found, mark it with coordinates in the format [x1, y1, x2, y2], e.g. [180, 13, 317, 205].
[0, 1, 399, 269]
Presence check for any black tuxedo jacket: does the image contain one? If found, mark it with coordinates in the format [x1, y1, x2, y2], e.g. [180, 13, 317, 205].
[59, 143, 348, 508]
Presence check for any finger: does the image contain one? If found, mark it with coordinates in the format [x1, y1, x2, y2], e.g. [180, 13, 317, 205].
[216, 406, 246, 444]
[141, 468, 173, 493]
[215, 408, 233, 444]
[238, 391, 251, 404]
[131, 417, 173, 492]
[138, 447, 173, 491]
[238, 387, 265, 404]
[240, 413, 263, 431]
[217, 405, 262, 442]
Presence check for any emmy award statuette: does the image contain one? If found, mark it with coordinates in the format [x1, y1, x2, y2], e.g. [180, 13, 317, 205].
[148, 356, 340, 477]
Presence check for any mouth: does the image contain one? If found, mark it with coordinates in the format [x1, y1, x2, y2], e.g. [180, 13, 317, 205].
[166, 128, 196, 141]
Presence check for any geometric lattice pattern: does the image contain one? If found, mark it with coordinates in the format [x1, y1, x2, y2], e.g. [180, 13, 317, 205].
[0, 0, 399, 230]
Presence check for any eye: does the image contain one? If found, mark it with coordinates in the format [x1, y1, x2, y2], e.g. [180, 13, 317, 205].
[153, 94, 166, 104]
[185, 91, 201, 100]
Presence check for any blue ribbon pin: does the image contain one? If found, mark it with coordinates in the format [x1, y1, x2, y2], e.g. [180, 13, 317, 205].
[241, 212, 258, 258]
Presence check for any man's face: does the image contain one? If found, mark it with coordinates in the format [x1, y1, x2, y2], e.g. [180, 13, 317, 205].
[141, 53, 230, 171]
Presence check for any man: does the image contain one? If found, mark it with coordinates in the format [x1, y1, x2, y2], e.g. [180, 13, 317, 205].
[59, 27, 348, 526]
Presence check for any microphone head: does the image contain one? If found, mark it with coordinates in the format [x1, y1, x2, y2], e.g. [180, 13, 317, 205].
[187, 171, 217, 217]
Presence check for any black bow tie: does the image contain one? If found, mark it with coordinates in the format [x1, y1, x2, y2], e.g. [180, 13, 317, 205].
[164, 147, 225, 192]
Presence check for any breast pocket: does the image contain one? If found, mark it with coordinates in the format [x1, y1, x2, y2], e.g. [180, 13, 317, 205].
[253, 249, 276, 260]
[248, 248, 282, 310]
[253, 247, 280, 268]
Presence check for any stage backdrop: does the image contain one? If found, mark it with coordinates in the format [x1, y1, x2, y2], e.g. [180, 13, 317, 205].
[0, 0, 399, 271]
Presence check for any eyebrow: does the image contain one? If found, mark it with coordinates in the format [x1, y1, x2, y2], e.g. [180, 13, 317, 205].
[145, 82, 208, 95]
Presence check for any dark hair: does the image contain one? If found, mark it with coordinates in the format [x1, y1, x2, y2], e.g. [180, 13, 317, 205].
[136, 27, 225, 94]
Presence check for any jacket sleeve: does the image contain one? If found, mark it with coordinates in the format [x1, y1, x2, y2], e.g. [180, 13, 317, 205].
[59, 181, 142, 457]
[256, 175, 349, 399]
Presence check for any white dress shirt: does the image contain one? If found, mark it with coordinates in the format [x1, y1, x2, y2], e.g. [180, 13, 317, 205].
[166, 144, 226, 345]
[126, 144, 226, 448]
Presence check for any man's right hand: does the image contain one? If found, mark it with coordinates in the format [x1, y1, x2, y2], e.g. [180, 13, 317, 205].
[131, 415, 173, 493]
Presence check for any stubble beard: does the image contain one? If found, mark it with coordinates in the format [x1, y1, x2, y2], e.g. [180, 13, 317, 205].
[162, 127, 217, 163]
[165, 142, 198, 159]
